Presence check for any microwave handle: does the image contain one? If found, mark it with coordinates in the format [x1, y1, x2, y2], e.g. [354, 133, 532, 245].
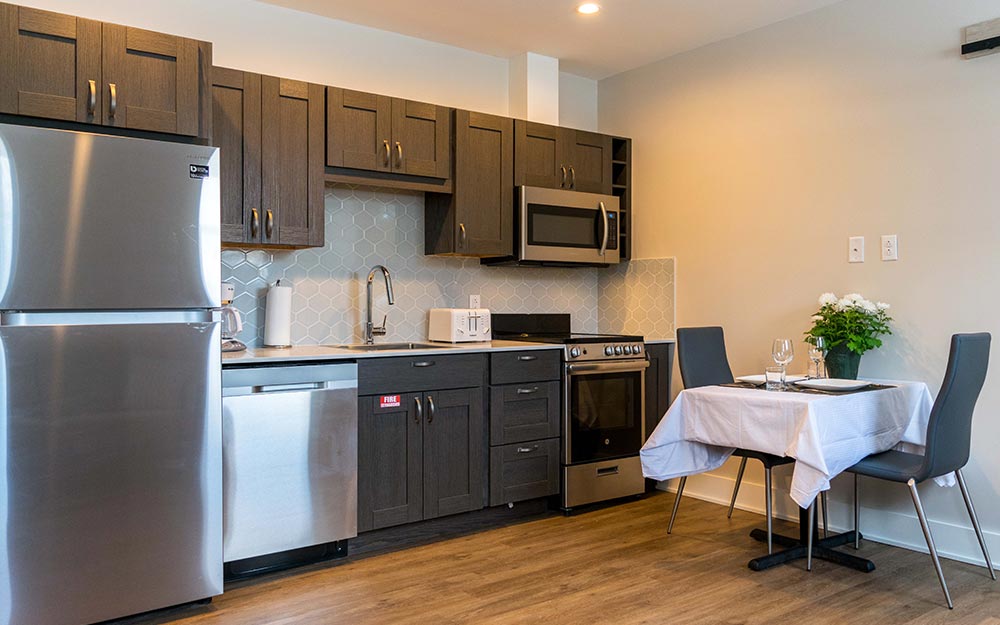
[598, 201, 609, 257]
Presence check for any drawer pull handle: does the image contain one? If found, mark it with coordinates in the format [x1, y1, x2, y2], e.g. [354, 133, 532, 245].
[516, 445, 539, 454]
[516, 387, 539, 395]
[597, 465, 620, 477]
[414, 397, 422, 424]
[412, 361, 435, 368]
[516, 355, 537, 362]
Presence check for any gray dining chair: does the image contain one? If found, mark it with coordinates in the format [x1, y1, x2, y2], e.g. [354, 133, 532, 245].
[846, 332, 995, 609]
[669, 327, 827, 554]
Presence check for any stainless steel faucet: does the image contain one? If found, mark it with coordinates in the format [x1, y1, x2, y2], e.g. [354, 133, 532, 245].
[364, 265, 395, 344]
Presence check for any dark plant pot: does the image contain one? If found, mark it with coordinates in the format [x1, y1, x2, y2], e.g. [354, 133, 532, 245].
[825, 345, 861, 380]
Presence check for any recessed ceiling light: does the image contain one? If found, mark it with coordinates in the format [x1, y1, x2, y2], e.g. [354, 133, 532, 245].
[577, 3, 600, 15]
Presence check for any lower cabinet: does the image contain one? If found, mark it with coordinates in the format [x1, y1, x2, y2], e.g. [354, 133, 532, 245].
[357, 387, 484, 532]
[644, 342, 676, 441]
[489, 439, 559, 507]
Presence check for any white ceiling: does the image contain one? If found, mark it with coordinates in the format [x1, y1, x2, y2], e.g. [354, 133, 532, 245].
[261, 0, 842, 79]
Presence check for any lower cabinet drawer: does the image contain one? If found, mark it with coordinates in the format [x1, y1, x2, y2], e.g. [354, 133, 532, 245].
[489, 438, 560, 506]
[489, 380, 560, 445]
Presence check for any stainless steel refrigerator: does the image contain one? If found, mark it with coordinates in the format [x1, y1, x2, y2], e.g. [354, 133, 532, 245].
[0, 123, 223, 625]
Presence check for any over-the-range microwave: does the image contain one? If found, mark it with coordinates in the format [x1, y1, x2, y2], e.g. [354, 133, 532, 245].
[483, 186, 621, 267]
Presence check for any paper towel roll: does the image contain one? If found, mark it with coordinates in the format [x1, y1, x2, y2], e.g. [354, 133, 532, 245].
[263, 281, 293, 347]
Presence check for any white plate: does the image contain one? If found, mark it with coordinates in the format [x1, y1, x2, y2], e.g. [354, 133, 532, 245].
[735, 374, 807, 385]
[794, 378, 871, 391]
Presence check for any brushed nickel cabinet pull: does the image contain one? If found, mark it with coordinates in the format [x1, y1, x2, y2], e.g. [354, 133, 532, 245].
[426, 395, 435, 423]
[250, 208, 260, 238]
[459, 223, 467, 248]
[560, 166, 567, 188]
[412, 361, 435, 368]
[108, 83, 117, 118]
[569, 166, 576, 189]
[395, 141, 403, 167]
[414, 397, 423, 424]
[383, 140, 390, 166]
[516, 445, 539, 454]
[265, 209, 274, 239]
[516, 387, 539, 395]
[87, 80, 96, 116]
[516, 355, 537, 362]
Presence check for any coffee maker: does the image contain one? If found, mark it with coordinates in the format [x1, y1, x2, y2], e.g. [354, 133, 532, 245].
[220, 282, 247, 352]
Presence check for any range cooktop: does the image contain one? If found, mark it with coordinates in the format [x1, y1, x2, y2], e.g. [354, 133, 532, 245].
[492, 314, 644, 361]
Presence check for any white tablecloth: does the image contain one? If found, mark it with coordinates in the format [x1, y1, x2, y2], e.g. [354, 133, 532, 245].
[640, 381, 935, 507]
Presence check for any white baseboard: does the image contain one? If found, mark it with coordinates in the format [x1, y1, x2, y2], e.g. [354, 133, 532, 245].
[657, 472, 998, 570]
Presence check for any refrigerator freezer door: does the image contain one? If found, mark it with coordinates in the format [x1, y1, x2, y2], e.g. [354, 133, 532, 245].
[0, 123, 220, 311]
[0, 321, 223, 625]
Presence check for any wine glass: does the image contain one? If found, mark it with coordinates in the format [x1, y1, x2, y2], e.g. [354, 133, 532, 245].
[809, 336, 827, 379]
[772, 338, 794, 389]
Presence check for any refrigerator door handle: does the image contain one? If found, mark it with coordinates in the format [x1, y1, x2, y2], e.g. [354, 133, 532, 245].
[1, 310, 218, 327]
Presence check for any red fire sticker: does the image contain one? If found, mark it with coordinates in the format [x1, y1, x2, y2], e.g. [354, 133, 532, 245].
[380, 395, 401, 408]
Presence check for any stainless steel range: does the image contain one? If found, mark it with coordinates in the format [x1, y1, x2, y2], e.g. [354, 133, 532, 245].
[493, 314, 648, 509]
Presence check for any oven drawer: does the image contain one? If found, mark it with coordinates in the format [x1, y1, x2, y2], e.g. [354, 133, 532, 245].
[489, 381, 560, 445]
[490, 350, 561, 385]
[358, 353, 485, 396]
[489, 439, 560, 506]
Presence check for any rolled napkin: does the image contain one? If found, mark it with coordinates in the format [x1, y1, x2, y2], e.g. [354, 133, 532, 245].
[263, 280, 293, 347]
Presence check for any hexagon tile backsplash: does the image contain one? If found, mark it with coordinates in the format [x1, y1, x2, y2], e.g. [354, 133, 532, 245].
[598, 258, 676, 339]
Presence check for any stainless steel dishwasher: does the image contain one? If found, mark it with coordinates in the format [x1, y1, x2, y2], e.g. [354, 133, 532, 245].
[222, 362, 358, 564]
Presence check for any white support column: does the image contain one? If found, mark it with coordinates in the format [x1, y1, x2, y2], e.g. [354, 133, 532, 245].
[508, 52, 559, 125]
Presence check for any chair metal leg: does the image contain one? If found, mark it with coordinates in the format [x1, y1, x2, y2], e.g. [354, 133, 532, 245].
[821, 491, 829, 539]
[854, 473, 860, 549]
[764, 467, 773, 555]
[667, 476, 687, 534]
[956, 469, 996, 581]
[908, 478, 953, 609]
[806, 501, 815, 571]
[727, 457, 748, 519]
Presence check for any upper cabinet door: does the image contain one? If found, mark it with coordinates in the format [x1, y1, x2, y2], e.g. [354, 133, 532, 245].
[391, 98, 450, 179]
[514, 120, 566, 190]
[0, 3, 101, 123]
[101, 24, 201, 136]
[212, 67, 262, 246]
[326, 87, 391, 173]
[261, 76, 325, 248]
[454, 110, 512, 256]
[564, 129, 612, 194]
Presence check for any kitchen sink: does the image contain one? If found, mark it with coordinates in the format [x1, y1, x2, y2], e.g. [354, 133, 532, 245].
[334, 342, 453, 351]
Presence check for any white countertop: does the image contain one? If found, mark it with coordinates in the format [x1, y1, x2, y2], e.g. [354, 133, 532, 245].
[222, 340, 561, 365]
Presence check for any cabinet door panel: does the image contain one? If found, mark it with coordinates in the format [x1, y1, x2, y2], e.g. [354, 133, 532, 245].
[358, 393, 423, 532]
[566, 129, 612, 194]
[102, 24, 199, 136]
[456, 110, 512, 256]
[326, 87, 391, 173]
[514, 120, 565, 190]
[391, 98, 450, 179]
[423, 388, 484, 519]
[211, 67, 261, 245]
[261, 77, 324, 247]
[0, 3, 101, 123]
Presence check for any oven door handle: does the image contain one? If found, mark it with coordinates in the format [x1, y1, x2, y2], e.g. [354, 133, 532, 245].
[598, 201, 609, 257]
[566, 360, 649, 374]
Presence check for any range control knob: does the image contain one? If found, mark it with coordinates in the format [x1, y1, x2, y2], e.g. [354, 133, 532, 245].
[604, 346, 614, 356]
[614, 345, 623, 355]
[569, 347, 582, 359]
[632, 344, 642, 355]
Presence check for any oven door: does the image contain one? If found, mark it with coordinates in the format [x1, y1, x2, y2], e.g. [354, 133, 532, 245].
[520, 186, 620, 264]
[564, 359, 648, 465]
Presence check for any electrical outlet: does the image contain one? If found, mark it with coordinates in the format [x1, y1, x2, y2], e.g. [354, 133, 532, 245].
[469, 294, 481, 308]
[849, 236, 865, 263]
[881, 235, 898, 261]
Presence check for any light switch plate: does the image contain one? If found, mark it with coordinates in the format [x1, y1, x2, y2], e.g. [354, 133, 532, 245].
[849, 236, 865, 263]
[881, 235, 898, 261]
[469, 294, 481, 308]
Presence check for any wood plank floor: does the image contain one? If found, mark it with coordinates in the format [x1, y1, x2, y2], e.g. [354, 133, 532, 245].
[113, 492, 1000, 625]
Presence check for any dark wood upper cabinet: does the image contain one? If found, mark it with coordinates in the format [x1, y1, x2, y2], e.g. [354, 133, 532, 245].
[425, 110, 513, 258]
[212, 67, 261, 245]
[326, 87, 391, 173]
[213, 69, 324, 249]
[0, 3, 210, 138]
[260, 76, 325, 248]
[327, 87, 452, 189]
[0, 3, 101, 123]
[514, 120, 613, 194]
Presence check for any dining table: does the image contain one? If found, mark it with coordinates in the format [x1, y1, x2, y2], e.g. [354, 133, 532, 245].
[640, 378, 936, 571]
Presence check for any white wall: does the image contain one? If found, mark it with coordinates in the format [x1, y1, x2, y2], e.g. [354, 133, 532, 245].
[18, 0, 510, 114]
[600, 0, 1000, 568]
[559, 72, 597, 131]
